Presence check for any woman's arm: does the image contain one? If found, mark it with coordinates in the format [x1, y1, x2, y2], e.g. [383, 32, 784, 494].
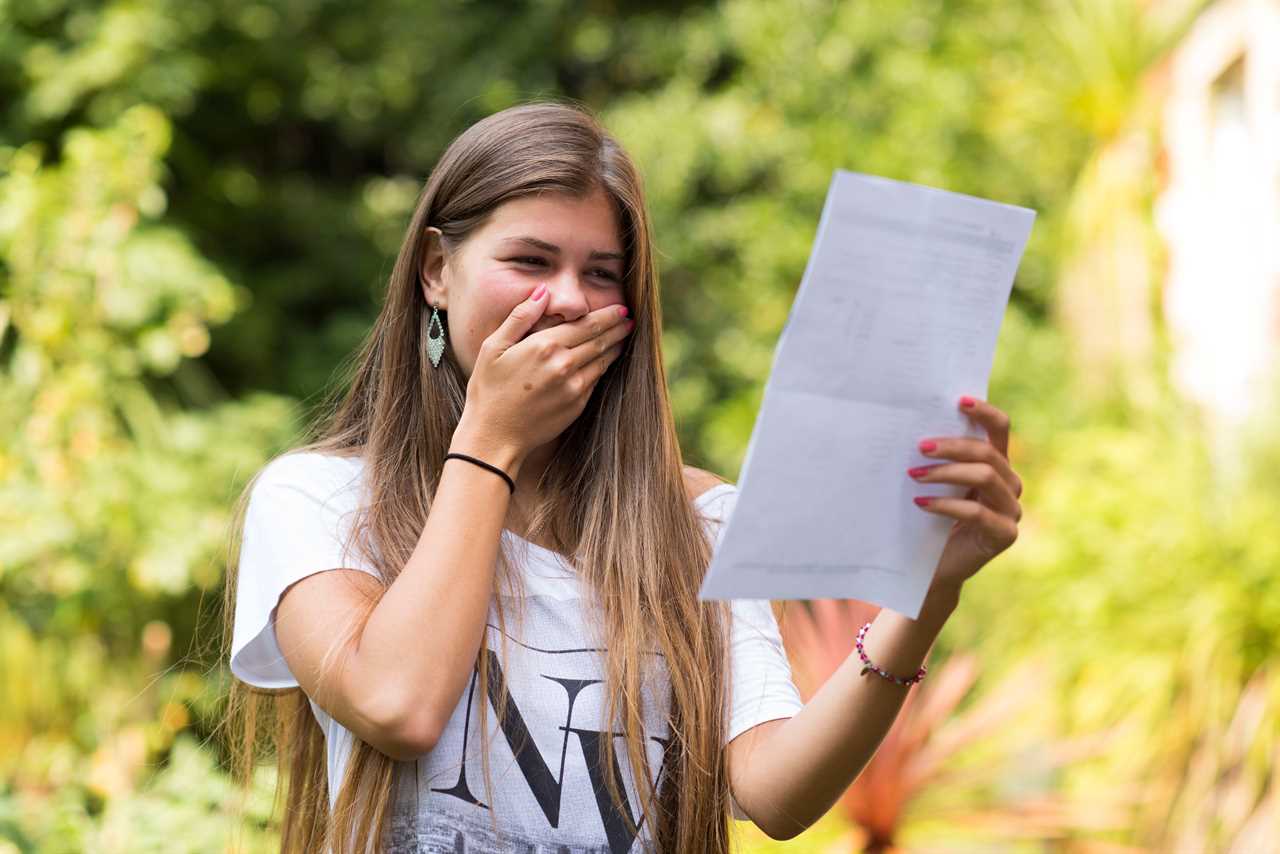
[274, 416, 524, 760]
[727, 396, 1021, 839]
[725, 582, 960, 839]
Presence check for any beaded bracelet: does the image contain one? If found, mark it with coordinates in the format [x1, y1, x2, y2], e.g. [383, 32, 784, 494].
[855, 621, 928, 686]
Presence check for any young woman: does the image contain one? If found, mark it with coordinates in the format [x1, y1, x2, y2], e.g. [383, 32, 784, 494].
[221, 100, 1023, 853]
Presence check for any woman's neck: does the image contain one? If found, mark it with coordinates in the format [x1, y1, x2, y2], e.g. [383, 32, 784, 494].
[504, 437, 560, 538]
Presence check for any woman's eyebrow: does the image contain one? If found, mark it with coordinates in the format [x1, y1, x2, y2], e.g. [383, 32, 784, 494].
[501, 235, 623, 262]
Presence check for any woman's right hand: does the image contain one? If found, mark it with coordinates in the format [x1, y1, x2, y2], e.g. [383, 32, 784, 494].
[456, 285, 634, 469]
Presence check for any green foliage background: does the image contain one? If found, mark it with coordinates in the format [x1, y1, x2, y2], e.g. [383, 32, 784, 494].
[3, 0, 1276, 850]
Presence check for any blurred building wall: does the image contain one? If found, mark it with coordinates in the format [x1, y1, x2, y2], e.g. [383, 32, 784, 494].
[1156, 0, 1280, 433]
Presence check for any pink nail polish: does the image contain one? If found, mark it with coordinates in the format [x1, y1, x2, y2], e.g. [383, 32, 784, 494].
[914, 496, 933, 506]
[960, 396, 976, 408]
[919, 440, 937, 453]
[618, 305, 629, 318]
[908, 466, 930, 478]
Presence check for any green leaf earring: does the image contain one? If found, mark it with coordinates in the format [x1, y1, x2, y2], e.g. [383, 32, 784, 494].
[426, 300, 446, 368]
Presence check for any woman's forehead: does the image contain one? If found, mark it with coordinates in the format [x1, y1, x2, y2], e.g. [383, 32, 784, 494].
[480, 190, 622, 251]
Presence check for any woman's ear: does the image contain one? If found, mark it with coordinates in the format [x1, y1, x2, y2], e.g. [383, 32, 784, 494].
[420, 226, 447, 307]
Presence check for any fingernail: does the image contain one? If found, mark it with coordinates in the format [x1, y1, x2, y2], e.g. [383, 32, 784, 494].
[532, 284, 547, 301]
[626, 319, 635, 332]
[919, 440, 937, 453]
[960, 395, 976, 408]
[908, 466, 930, 478]
[914, 496, 933, 506]
[617, 305, 629, 318]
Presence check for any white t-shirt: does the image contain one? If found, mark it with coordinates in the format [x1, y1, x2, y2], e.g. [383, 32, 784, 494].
[230, 451, 803, 853]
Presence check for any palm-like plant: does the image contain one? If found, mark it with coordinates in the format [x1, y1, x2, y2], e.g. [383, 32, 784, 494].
[1154, 666, 1280, 852]
[776, 599, 1136, 852]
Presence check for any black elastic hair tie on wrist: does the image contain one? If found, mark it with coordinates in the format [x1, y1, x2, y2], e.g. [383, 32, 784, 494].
[444, 452, 516, 494]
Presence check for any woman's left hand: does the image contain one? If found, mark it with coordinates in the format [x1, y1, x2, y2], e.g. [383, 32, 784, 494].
[910, 396, 1023, 597]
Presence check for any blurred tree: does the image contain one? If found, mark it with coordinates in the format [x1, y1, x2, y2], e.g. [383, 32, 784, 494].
[597, 0, 1106, 473]
[0, 101, 297, 850]
[0, 94, 307, 695]
[0, 0, 707, 402]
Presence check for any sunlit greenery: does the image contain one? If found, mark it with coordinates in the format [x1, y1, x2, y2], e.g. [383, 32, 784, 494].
[3, 0, 1274, 850]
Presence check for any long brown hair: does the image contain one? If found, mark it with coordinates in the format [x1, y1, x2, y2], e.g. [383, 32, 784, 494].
[218, 100, 736, 852]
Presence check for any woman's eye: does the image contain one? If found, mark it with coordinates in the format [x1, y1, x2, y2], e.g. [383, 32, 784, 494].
[508, 257, 618, 284]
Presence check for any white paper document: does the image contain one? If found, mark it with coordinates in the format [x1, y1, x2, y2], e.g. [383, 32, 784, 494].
[698, 170, 1036, 618]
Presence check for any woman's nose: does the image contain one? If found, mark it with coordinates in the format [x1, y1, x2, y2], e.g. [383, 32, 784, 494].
[542, 270, 591, 311]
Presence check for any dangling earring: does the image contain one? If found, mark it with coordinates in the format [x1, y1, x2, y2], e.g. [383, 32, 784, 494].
[426, 299, 446, 368]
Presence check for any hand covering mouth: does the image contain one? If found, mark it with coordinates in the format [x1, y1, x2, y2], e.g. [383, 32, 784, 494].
[523, 322, 554, 340]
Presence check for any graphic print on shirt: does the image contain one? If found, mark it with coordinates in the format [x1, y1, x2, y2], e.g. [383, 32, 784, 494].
[385, 607, 674, 854]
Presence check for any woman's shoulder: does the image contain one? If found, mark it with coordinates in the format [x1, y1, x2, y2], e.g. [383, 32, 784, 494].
[682, 465, 736, 505]
[253, 448, 366, 498]
[682, 465, 728, 500]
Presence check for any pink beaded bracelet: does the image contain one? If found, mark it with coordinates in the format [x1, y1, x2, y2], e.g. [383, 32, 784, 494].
[855, 621, 928, 686]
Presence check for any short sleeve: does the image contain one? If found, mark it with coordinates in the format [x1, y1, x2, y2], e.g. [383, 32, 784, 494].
[696, 484, 805, 821]
[725, 598, 804, 744]
[229, 452, 379, 689]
